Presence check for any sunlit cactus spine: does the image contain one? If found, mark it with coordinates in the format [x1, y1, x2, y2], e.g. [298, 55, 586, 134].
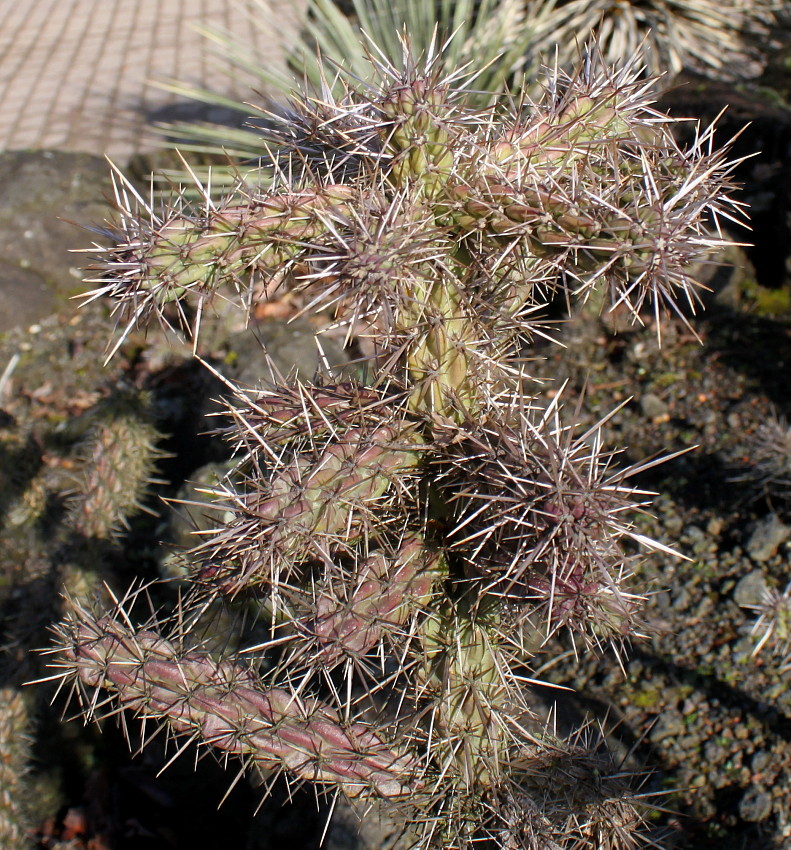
[0, 688, 33, 850]
[49, 38, 743, 849]
[740, 581, 791, 671]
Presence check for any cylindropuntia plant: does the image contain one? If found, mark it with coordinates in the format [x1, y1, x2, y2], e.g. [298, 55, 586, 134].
[66, 386, 168, 541]
[0, 688, 33, 850]
[46, 38, 742, 848]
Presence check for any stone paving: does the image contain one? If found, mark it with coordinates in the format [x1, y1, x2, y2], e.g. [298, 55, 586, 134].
[0, 0, 301, 161]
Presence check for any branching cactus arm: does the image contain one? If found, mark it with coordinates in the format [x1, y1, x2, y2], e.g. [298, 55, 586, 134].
[52, 597, 420, 800]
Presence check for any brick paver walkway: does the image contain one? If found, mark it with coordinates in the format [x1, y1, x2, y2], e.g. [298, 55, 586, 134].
[0, 0, 302, 160]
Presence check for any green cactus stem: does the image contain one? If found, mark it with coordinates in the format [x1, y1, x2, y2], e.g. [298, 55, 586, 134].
[196, 418, 425, 595]
[419, 593, 505, 788]
[305, 535, 446, 666]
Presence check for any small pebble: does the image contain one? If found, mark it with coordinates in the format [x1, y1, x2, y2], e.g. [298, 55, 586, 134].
[739, 787, 773, 822]
[746, 514, 790, 563]
[707, 517, 724, 537]
[751, 751, 771, 773]
[641, 393, 669, 420]
[734, 570, 770, 608]
[649, 711, 685, 743]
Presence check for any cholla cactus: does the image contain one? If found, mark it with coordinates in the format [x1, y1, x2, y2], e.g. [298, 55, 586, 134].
[49, 40, 741, 848]
[0, 688, 32, 850]
[529, 0, 777, 81]
[66, 387, 167, 540]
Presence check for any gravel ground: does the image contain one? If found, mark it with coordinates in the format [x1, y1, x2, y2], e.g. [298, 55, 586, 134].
[522, 298, 791, 848]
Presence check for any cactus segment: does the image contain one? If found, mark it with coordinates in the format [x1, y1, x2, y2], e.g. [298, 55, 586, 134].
[435, 395, 661, 650]
[88, 183, 362, 337]
[146, 186, 357, 292]
[404, 274, 481, 418]
[58, 607, 417, 800]
[496, 725, 657, 848]
[68, 389, 166, 540]
[197, 419, 425, 595]
[380, 77, 455, 197]
[222, 382, 395, 449]
[307, 536, 445, 665]
[419, 593, 505, 786]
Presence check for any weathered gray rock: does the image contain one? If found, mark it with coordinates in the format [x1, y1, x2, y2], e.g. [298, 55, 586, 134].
[649, 710, 685, 743]
[0, 151, 113, 332]
[739, 786, 773, 822]
[746, 513, 791, 562]
[0, 265, 59, 333]
[223, 319, 353, 388]
[640, 392, 669, 420]
[323, 803, 412, 850]
[734, 570, 770, 607]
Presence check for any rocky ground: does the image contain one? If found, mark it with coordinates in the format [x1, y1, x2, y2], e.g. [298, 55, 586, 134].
[0, 53, 791, 850]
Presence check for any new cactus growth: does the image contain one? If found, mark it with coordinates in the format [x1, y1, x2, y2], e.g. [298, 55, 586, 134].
[49, 40, 741, 848]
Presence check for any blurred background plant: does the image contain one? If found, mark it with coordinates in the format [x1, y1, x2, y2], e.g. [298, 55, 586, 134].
[731, 410, 791, 671]
[741, 581, 791, 671]
[736, 410, 791, 508]
[530, 0, 779, 81]
[0, 687, 33, 850]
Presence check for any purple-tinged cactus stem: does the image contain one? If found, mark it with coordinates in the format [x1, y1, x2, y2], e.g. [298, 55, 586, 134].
[62, 609, 418, 799]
